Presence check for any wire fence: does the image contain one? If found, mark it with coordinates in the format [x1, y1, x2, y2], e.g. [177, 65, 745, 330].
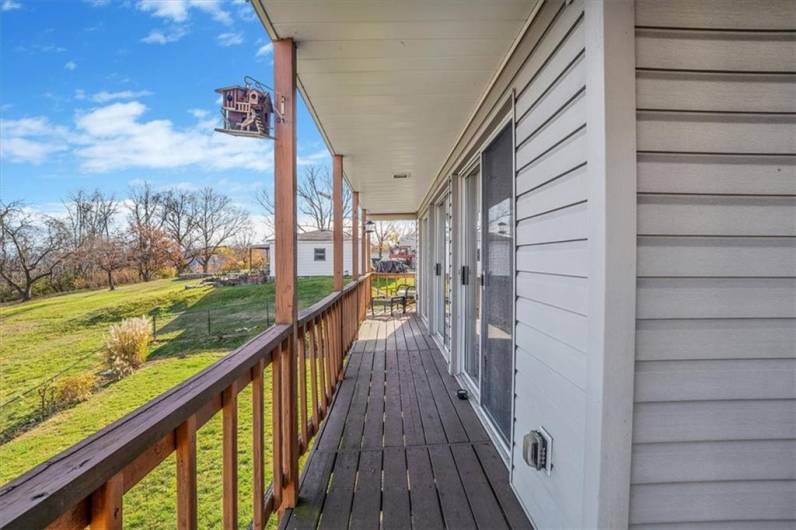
[0, 300, 276, 442]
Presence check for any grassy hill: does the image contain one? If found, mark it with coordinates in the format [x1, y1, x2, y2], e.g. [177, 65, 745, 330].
[0, 276, 337, 528]
[0, 277, 333, 437]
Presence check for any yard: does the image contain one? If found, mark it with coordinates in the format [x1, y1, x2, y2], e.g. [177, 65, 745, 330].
[0, 276, 339, 528]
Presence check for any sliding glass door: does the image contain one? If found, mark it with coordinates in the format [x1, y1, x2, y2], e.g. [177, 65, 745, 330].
[479, 125, 514, 443]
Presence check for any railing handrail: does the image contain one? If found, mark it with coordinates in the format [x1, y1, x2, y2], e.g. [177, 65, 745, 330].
[0, 323, 290, 529]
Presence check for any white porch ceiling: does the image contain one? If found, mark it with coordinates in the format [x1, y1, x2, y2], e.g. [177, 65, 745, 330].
[253, 1, 536, 215]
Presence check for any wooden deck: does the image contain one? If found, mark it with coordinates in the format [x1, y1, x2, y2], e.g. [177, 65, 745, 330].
[280, 314, 533, 530]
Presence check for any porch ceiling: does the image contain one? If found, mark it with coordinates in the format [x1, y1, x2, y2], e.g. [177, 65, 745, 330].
[252, 1, 537, 215]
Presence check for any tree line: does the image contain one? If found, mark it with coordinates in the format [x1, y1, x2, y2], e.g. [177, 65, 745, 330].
[0, 183, 249, 301]
[1, 165, 416, 302]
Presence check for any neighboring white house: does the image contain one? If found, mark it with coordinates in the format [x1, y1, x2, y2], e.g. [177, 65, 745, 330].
[269, 230, 352, 278]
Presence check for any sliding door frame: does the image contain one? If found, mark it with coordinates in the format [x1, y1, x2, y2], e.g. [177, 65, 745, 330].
[454, 109, 516, 459]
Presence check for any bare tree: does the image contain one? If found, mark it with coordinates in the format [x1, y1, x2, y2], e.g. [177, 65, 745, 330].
[127, 183, 168, 281]
[63, 190, 118, 282]
[257, 165, 352, 236]
[255, 188, 275, 238]
[297, 165, 351, 232]
[94, 232, 128, 290]
[195, 187, 250, 273]
[372, 221, 397, 259]
[161, 189, 199, 274]
[0, 202, 71, 301]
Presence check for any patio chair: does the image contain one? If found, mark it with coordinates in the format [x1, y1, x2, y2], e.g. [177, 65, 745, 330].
[370, 286, 402, 316]
[394, 284, 416, 314]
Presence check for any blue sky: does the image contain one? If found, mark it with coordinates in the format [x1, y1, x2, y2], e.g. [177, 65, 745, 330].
[0, 0, 331, 237]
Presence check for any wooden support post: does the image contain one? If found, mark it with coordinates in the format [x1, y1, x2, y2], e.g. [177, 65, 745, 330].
[252, 360, 265, 529]
[176, 416, 197, 530]
[333, 154, 344, 291]
[274, 37, 299, 511]
[362, 209, 369, 272]
[91, 474, 123, 530]
[352, 192, 359, 280]
[222, 383, 238, 530]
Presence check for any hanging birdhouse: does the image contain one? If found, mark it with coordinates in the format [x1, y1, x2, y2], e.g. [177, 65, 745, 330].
[215, 76, 275, 139]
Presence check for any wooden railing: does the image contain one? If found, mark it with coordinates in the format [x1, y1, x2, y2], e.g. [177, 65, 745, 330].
[0, 274, 372, 530]
[370, 272, 415, 291]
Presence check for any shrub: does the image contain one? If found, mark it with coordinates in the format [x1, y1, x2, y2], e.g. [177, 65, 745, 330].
[104, 316, 153, 378]
[54, 373, 97, 406]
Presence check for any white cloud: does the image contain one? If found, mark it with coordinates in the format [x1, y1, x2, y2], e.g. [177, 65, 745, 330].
[141, 27, 187, 44]
[64, 60, 77, 70]
[217, 31, 243, 47]
[0, 117, 71, 164]
[91, 90, 153, 103]
[72, 101, 273, 173]
[255, 43, 272, 58]
[298, 149, 330, 166]
[1, 0, 21, 11]
[2, 100, 274, 173]
[137, 0, 231, 25]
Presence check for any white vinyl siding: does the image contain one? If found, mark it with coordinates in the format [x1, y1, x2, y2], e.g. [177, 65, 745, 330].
[631, 1, 796, 527]
[509, 1, 590, 528]
[270, 240, 352, 277]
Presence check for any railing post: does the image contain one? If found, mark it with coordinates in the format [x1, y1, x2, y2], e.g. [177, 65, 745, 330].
[252, 359, 265, 529]
[273, 37, 299, 511]
[90, 473, 123, 530]
[222, 383, 238, 530]
[176, 416, 197, 530]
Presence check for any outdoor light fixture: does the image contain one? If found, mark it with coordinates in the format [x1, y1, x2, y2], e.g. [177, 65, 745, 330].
[215, 76, 276, 139]
[365, 220, 376, 234]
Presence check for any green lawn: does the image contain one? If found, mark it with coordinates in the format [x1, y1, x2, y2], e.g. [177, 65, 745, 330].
[0, 277, 334, 437]
[0, 276, 339, 528]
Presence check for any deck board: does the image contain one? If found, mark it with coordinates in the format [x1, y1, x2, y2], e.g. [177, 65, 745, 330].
[281, 314, 534, 530]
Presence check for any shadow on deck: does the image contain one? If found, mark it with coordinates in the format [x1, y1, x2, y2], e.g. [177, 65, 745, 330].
[281, 314, 533, 530]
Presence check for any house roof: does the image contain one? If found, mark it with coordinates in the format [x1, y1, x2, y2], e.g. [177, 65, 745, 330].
[251, 0, 537, 215]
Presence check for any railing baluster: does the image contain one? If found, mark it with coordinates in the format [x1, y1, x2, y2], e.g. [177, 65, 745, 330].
[271, 346, 283, 509]
[309, 320, 320, 432]
[222, 383, 238, 530]
[279, 337, 299, 507]
[176, 416, 197, 530]
[323, 312, 334, 400]
[252, 359, 265, 529]
[298, 323, 308, 450]
[90, 473, 123, 530]
[315, 317, 327, 416]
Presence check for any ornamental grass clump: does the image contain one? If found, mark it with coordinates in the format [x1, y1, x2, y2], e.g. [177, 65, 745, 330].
[54, 373, 97, 406]
[104, 316, 153, 378]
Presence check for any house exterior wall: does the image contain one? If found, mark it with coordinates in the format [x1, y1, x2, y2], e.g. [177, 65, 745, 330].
[630, 1, 796, 527]
[417, 0, 794, 527]
[270, 240, 352, 277]
[418, 0, 637, 527]
[511, 1, 591, 528]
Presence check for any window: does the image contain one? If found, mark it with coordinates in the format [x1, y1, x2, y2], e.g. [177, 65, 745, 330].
[314, 248, 326, 261]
